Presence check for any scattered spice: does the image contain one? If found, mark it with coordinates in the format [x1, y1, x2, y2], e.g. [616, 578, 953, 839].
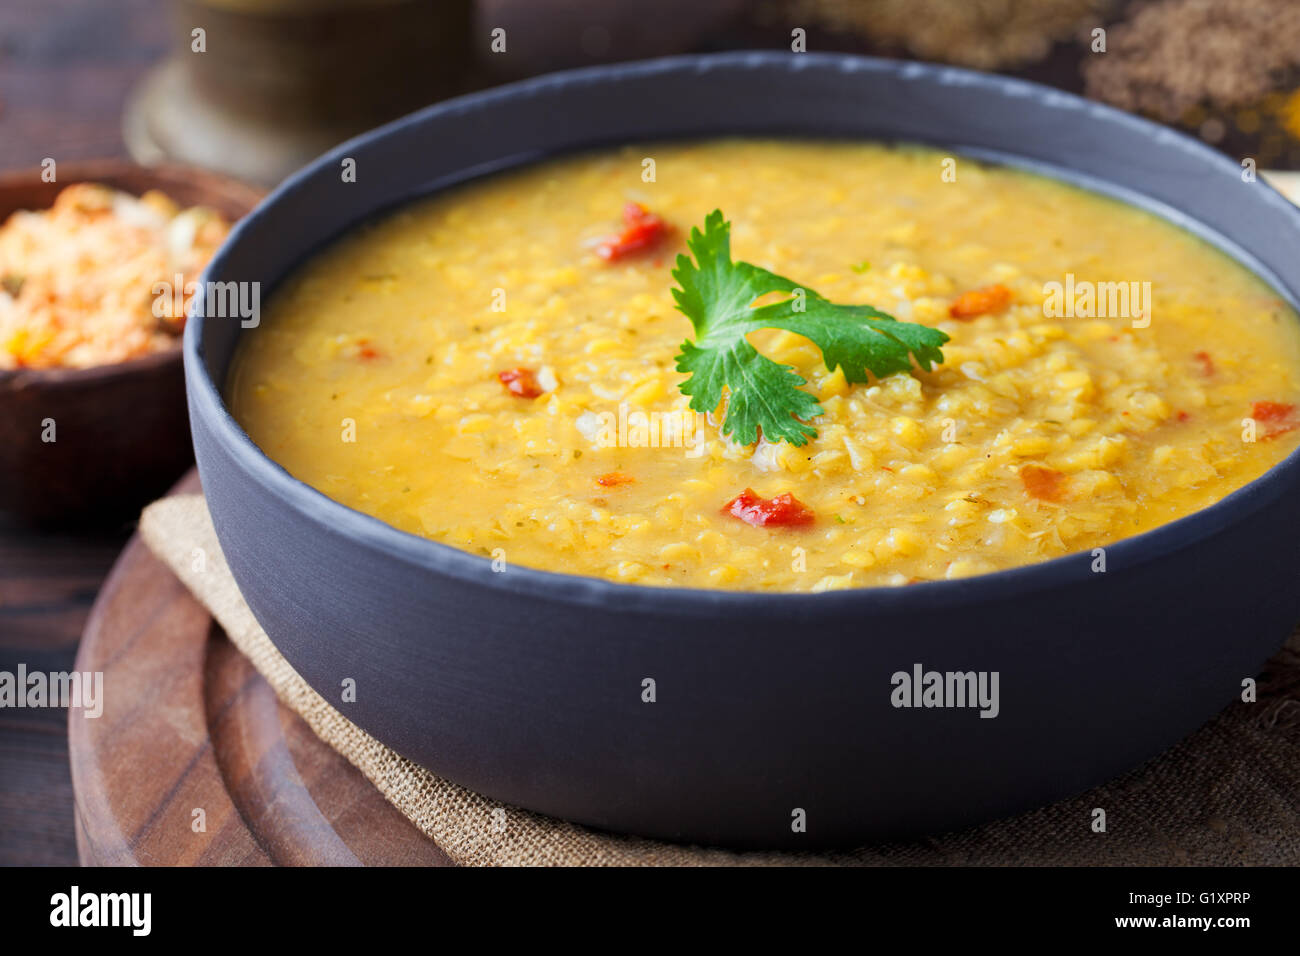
[1083, 0, 1300, 123]
[791, 0, 1110, 71]
[1278, 87, 1300, 140]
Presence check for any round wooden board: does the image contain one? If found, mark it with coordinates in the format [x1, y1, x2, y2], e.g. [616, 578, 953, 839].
[69, 472, 450, 866]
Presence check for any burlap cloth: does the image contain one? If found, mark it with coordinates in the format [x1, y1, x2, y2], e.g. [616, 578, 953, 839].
[139, 494, 1300, 866]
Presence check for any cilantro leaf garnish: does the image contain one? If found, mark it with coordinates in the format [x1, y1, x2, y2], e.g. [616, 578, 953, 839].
[671, 210, 949, 447]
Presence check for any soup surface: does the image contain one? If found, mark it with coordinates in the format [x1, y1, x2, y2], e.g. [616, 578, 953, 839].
[229, 141, 1300, 591]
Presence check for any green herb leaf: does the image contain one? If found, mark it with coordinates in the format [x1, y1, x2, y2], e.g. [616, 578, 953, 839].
[671, 210, 949, 446]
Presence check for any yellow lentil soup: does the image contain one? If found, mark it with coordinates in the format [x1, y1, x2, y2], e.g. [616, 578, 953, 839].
[228, 141, 1300, 591]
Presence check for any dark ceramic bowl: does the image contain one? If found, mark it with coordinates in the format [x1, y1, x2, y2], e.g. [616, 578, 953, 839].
[187, 53, 1300, 849]
[0, 162, 262, 527]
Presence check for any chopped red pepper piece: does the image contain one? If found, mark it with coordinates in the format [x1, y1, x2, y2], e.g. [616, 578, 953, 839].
[721, 488, 815, 527]
[356, 339, 382, 360]
[949, 283, 1012, 319]
[1193, 350, 1215, 377]
[1020, 464, 1066, 502]
[596, 471, 634, 487]
[496, 367, 544, 398]
[596, 203, 669, 262]
[1252, 401, 1298, 439]
[1252, 400, 1295, 421]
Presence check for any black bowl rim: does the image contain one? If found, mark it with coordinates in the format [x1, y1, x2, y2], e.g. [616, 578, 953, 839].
[188, 50, 1300, 617]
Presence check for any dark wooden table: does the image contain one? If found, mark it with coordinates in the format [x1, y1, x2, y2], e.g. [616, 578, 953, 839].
[0, 0, 167, 866]
[0, 0, 167, 170]
[0, 518, 135, 865]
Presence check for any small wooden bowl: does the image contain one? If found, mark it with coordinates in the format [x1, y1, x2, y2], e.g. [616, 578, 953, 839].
[0, 161, 263, 527]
